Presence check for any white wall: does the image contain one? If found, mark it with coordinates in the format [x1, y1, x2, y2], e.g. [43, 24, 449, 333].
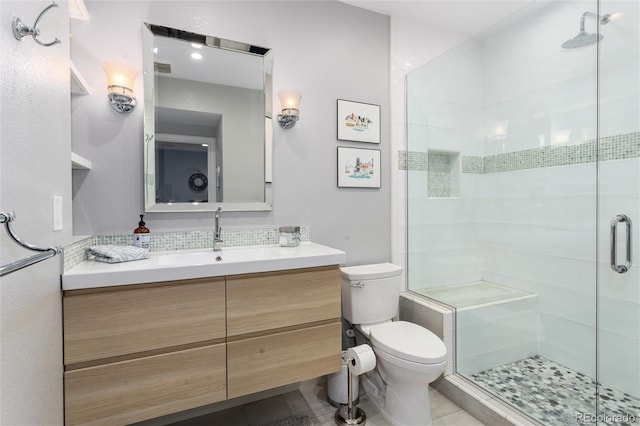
[0, 1, 72, 423]
[70, 0, 391, 266]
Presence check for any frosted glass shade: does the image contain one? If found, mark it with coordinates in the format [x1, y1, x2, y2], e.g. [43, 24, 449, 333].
[103, 61, 137, 113]
[103, 61, 137, 91]
[278, 89, 301, 112]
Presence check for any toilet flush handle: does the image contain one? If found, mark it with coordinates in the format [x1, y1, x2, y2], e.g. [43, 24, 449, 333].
[350, 282, 365, 288]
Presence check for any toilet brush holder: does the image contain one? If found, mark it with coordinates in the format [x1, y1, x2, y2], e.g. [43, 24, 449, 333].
[334, 357, 366, 426]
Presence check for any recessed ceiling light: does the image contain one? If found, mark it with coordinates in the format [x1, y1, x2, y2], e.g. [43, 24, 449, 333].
[191, 43, 203, 49]
[191, 52, 203, 60]
[153, 47, 158, 54]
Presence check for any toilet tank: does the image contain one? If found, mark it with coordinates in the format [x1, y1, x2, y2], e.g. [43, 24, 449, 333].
[341, 263, 403, 325]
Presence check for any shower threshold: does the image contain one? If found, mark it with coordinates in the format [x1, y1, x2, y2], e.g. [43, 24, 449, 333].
[469, 355, 640, 426]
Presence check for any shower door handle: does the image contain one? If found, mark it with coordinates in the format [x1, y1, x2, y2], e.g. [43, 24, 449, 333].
[610, 214, 632, 273]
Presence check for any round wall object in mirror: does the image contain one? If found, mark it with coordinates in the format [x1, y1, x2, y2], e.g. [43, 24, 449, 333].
[188, 172, 208, 192]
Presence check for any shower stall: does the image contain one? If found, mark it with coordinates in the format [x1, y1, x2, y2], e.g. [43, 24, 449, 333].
[405, 0, 639, 424]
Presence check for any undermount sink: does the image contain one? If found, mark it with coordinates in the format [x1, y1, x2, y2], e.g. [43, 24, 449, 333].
[62, 242, 346, 290]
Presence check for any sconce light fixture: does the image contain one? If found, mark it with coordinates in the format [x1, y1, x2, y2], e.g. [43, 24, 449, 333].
[277, 89, 301, 129]
[103, 61, 137, 113]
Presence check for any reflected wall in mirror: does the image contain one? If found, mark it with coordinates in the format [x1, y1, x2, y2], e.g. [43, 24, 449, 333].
[143, 23, 273, 212]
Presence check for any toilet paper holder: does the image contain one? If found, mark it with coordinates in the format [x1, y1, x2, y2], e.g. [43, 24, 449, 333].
[335, 344, 375, 426]
[334, 356, 366, 426]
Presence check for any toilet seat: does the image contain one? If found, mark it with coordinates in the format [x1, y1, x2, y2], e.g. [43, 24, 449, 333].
[369, 321, 447, 364]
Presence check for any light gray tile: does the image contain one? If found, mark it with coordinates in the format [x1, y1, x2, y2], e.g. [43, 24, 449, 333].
[433, 409, 486, 426]
[431, 388, 463, 421]
[398, 296, 415, 323]
[433, 380, 511, 426]
[413, 303, 444, 339]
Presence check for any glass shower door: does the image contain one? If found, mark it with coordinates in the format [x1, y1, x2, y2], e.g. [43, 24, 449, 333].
[596, 0, 640, 423]
[405, 1, 603, 424]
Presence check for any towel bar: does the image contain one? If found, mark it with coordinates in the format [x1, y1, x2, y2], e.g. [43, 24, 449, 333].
[0, 212, 61, 277]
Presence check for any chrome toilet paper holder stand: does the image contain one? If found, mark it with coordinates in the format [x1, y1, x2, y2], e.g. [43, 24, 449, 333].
[334, 356, 366, 426]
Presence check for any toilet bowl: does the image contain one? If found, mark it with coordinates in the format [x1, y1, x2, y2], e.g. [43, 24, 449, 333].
[341, 264, 447, 426]
[366, 321, 446, 426]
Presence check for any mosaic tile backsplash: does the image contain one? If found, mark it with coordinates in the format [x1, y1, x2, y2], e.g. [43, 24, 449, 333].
[64, 227, 311, 271]
[400, 131, 640, 174]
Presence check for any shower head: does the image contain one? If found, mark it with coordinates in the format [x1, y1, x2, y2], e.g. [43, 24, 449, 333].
[561, 11, 609, 49]
[561, 30, 603, 49]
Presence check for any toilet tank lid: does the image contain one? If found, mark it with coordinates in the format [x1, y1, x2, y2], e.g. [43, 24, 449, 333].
[340, 263, 403, 280]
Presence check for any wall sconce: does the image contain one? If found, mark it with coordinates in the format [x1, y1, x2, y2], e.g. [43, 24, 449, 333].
[277, 89, 301, 129]
[103, 61, 137, 113]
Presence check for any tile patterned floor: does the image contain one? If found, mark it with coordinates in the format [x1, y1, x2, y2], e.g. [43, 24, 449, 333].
[299, 380, 483, 426]
[470, 355, 640, 426]
[167, 383, 483, 426]
[170, 391, 319, 426]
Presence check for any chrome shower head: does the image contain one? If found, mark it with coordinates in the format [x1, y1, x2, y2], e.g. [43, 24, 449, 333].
[561, 30, 603, 49]
[562, 11, 609, 49]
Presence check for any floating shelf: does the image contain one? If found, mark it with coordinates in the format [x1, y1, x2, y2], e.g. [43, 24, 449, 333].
[72, 152, 92, 170]
[70, 61, 90, 95]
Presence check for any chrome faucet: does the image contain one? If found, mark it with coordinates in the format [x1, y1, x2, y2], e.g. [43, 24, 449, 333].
[213, 207, 223, 251]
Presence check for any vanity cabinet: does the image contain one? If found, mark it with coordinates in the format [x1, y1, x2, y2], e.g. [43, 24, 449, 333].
[62, 266, 341, 425]
[226, 266, 341, 398]
[63, 278, 226, 365]
[64, 344, 227, 426]
[63, 278, 227, 425]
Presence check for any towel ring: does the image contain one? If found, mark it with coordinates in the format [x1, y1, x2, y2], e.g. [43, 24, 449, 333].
[12, 2, 61, 47]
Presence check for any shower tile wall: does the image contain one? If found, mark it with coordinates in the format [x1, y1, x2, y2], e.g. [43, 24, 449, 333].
[407, 40, 485, 291]
[406, 0, 639, 398]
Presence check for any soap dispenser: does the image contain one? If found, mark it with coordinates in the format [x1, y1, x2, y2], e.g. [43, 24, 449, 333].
[133, 214, 150, 249]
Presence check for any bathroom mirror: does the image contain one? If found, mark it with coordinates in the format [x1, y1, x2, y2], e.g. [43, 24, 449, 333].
[143, 23, 273, 212]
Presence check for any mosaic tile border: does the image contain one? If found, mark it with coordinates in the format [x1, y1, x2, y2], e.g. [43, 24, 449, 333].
[401, 131, 640, 174]
[63, 227, 311, 271]
[398, 151, 428, 171]
[461, 156, 483, 174]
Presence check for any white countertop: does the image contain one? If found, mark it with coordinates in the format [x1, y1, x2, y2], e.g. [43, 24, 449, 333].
[62, 242, 346, 290]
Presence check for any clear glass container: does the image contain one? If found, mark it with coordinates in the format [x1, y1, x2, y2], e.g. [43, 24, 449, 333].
[279, 226, 301, 247]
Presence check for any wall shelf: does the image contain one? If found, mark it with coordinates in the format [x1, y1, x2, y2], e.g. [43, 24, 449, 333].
[69, 0, 90, 21]
[72, 152, 92, 170]
[70, 61, 90, 95]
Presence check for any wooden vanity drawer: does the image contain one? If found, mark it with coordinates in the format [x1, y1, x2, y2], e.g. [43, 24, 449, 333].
[227, 321, 341, 398]
[63, 278, 226, 365]
[226, 266, 341, 337]
[64, 343, 226, 426]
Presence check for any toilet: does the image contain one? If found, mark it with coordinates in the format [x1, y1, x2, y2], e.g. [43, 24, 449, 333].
[341, 263, 447, 426]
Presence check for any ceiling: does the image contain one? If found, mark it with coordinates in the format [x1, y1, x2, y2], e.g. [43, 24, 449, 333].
[339, 0, 535, 37]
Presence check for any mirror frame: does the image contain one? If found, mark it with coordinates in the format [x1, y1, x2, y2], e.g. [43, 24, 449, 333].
[143, 23, 273, 213]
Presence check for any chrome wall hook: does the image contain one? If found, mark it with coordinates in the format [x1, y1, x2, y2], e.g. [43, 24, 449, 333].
[12, 2, 61, 47]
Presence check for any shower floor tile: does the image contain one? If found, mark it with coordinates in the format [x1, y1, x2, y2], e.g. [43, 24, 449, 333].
[470, 355, 640, 426]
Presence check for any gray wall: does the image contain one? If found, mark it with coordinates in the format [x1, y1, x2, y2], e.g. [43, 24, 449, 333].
[71, 1, 391, 266]
[0, 1, 71, 423]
